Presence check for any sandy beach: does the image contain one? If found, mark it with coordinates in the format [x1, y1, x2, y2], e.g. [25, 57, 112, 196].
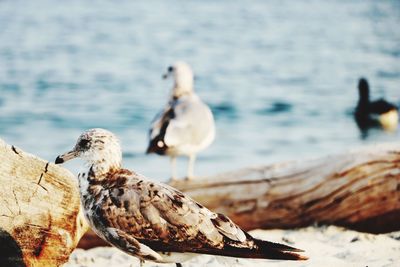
[64, 226, 400, 267]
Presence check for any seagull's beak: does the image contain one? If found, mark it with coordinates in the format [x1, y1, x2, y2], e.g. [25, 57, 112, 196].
[162, 66, 174, 79]
[55, 150, 79, 164]
[162, 72, 170, 79]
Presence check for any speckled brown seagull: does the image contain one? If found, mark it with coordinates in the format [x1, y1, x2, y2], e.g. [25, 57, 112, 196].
[55, 128, 307, 266]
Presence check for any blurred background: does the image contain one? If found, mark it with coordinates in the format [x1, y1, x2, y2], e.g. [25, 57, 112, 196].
[0, 0, 399, 181]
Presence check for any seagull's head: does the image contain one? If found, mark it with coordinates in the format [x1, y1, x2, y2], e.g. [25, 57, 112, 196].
[55, 128, 122, 170]
[163, 61, 194, 98]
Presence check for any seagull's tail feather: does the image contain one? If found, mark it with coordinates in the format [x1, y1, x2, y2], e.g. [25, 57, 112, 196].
[194, 237, 308, 260]
[142, 236, 308, 261]
[255, 238, 304, 253]
[146, 139, 167, 155]
[146, 144, 155, 154]
[250, 238, 308, 260]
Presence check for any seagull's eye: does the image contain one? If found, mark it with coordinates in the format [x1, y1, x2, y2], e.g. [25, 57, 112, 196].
[168, 66, 174, 72]
[78, 139, 90, 148]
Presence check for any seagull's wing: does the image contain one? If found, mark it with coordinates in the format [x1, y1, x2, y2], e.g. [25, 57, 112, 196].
[98, 169, 306, 261]
[147, 95, 215, 154]
[101, 227, 164, 262]
[163, 95, 215, 148]
[146, 102, 175, 155]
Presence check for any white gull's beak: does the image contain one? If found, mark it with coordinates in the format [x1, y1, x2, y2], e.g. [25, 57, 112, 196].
[162, 66, 174, 79]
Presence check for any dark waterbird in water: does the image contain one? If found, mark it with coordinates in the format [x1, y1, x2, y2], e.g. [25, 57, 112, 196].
[354, 78, 399, 132]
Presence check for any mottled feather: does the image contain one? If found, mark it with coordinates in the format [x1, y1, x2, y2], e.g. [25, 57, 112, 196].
[83, 168, 305, 262]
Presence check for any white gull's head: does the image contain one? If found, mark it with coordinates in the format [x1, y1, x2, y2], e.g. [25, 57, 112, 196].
[55, 128, 122, 173]
[163, 61, 194, 98]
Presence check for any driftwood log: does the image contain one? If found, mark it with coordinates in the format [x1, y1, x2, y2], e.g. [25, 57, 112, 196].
[0, 138, 88, 267]
[170, 144, 400, 234]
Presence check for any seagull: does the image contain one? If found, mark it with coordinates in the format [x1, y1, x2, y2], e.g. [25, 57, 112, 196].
[55, 128, 307, 266]
[147, 62, 215, 180]
[355, 78, 399, 132]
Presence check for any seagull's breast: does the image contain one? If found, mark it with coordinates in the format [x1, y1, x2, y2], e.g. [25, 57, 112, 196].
[80, 186, 108, 236]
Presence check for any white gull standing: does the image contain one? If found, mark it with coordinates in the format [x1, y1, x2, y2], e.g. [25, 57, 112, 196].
[55, 128, 307, 266]
[147, 62, 215, 180]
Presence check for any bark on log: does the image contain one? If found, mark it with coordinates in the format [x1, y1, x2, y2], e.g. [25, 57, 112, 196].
[0, 138, 88, 267]
[170, 144, 400, 234]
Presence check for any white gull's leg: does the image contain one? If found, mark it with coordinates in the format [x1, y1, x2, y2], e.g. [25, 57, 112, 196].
[170, 156, 177, 180]
[186, 154, 196, 180]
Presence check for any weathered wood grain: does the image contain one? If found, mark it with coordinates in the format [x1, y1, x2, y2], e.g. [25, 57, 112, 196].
[0, 138, 88, 267]
[170, 144, 400, 233]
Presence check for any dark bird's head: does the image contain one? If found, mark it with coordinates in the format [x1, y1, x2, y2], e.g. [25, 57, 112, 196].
[358, 78, 369, 101]
[55, 129, 122, 171]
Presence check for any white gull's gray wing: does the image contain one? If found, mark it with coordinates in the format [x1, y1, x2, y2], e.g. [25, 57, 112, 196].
[164, 94, 215, 149]
[147, 94, 215, 155]
[149, 103, 173, 140]
[146, 102, 175, 154]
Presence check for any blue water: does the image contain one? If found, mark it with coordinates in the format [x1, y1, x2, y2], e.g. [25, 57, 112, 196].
[0, 0, 399, 181]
